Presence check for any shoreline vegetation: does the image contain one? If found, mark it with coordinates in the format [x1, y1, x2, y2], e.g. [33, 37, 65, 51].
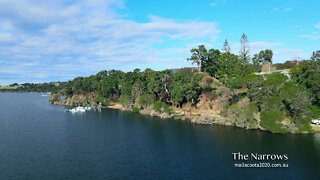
[4, 35, 320, 134]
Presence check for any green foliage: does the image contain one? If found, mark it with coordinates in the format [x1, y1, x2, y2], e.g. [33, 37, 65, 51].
[99, 70, 122, 98]
[295, 116, 312, 133]
[308, 105, 320, 118]
[187, 45, 209, 72]
[260, 96, 284, 111]
[280, 82, 311, 120]
[291, 60, 320, 105]
[119, 70, 142, 97]
[260, 110, 287, 133]
[131, 79, 146, 99]
[226, 74, 263, 89]
[222, 39, 231, 53]
[228, 101, 259, 129]
[246, 103, 259, 128]
[256, 49, 273, 63]
[95, 96, 109, 106]
[187, 43, 253, 81]
[145, 70, 163, 98]
[252, 49, 273, 72]
[311, 50, 320, 60]
[239, 33, 250, 64]
[152, 101, 171, 113]
[135, 93, 154, 108]
[119, 95, 131, 109]
[131, 107, 140, 113]
[248, 74, 288, 107]
[169, 70, 202, 106]
[205, 52, 239, 81]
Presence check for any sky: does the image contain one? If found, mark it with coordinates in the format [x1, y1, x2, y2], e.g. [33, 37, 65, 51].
[0, 0, 319, 85]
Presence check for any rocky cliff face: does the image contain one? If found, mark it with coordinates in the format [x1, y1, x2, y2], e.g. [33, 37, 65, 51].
[49, 75, 262, 130]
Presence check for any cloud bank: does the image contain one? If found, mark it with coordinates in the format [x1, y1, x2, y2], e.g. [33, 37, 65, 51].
[0, 0, 220, 84]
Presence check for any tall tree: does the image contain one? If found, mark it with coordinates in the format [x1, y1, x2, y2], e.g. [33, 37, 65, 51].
[222, 39, 231, 53]
[262, 49, 273, 63]
[311, 50, 320, 60]
[239, 33, 250, 64]
[203, 49, 221, 77]
[187, 45, 209, 72]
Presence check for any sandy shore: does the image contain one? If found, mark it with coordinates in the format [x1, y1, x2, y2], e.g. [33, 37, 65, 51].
[311, 124, 320, 132]
[107, 104, 123, 110]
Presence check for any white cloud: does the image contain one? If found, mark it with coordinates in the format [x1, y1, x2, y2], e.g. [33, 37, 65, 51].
[300, 23, 320, 40]
[0, 0, 220, 84]
[272, 7, 293, 12]
[284, 7, 292, 11]
[300, 33, 320, 40]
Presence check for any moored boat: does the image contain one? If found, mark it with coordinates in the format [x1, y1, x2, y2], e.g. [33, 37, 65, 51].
[65, 106, 92, 113]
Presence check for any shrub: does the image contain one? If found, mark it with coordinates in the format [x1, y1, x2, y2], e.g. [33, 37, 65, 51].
[119, 95, 131, 109]
[260, 110, 287, 133]
[152, 100, 172, 114]
[135, 93, 154, 108]
[260, 96, 284, 111]
[226, 74, 263, 89]
[131, 107, 140, 113]
[152, 101, 163, 112]
[227, 100, 259, 129]
[163, 104, 172, 113]
[96, 96, 109, 106]
[308, 105, 320, 118]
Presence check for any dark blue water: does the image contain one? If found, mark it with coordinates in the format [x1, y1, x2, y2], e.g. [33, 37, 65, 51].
[0, 93, 320, 179]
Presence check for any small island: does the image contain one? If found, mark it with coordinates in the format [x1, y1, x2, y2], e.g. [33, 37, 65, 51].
[46, 36, 320, 134]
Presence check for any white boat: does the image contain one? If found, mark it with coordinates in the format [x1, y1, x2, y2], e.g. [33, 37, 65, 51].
[65, 106, 89, 113]
[84, 107, 92, 111]
[311, 119, 320, 125]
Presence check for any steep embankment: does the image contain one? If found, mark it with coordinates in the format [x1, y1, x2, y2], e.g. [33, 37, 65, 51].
[50, 74, 262, 130]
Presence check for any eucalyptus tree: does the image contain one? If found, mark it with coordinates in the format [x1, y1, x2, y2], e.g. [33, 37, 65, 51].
[187, 45, 209, 72]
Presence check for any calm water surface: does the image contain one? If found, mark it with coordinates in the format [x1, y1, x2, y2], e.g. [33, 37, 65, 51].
[0, 93, 319, 179]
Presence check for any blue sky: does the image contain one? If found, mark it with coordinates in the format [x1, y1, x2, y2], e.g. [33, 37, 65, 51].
[0, 0, 319, 85]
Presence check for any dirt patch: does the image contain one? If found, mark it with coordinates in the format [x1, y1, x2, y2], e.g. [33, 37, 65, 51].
[311, 124, 320, 132]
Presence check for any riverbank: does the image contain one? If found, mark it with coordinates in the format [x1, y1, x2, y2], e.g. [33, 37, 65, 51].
[311, 124, 320, 132]
[51, 93, 320, 134]
[107, 104, 123, 110]
[106, 103, 235, 126]
[50, 92, 265, 131]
